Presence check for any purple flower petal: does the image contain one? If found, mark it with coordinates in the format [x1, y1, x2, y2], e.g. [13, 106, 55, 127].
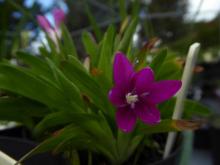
[116, 107, 136, 132]
[109, 53, 182, 131]
[133, 67, 154, 94]
[37, 15, 52, 32]
[113, 52, 134, 88]
[134, 103, 160, 124]
[53, 8, 65, 28]
[108, 87, 126, 107]
[148, 80, 182, 104]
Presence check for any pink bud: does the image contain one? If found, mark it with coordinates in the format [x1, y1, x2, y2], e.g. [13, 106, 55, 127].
[37, 15, 52, 32]
[52, 8, 65, 28]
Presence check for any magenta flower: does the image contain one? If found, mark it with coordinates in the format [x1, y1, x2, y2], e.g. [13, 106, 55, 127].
[37, 8, 65, 33]
[37, 15, 51, 33]
[52, 8, 66, 29]
[108, 52, 182, 132]
[37, 8, 65, 43]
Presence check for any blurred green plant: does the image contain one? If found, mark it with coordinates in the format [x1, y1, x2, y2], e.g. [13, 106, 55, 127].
[0, 17, 210, 164]
[170, 15, 220, 61]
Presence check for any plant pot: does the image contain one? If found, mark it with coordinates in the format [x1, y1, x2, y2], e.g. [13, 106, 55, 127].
[0, 136, 68, 165]
[210, 127, 220, 165]
[149, 147, 181, 165]
[127, 133, 183, 165]
[193, 129, 211, 150]
[145, 139, 182, 165]
[0, 125, 31, 139]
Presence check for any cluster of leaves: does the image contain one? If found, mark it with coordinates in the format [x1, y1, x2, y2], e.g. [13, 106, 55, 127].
[0, 18, 210, 165]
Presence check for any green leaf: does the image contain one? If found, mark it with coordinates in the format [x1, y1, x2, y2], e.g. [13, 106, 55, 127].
[126, 135, 143, 161]
[45, 58, 85, 111]
[82, 31, 99, 67]
[118, 18, 138, 54]
[94, 25, 115, 92]
[45, 34, 59, 62]
[97, 25, 115, 81]
[135, 119, 201, 135]
[16, 52, 64, 92]
[133, 49, 149, 70]
[159, 98, 211, 119]
[35, 110, 117, 158]
[67, 150, 80, 165]
[114, 34, 121, 52]
[119, 0, 127, 20]
[0, 97, 49, 118]
[159, 98, 176, 119]
[17, 51, 55, 81]
[184, 100, 211, 118]
[0, 64, 69, 111]
[60, 24, 78, 58]
[84, 1, 102, 41]
[60, 56, 113, 115]
[150, 49, 167, 75]
[17, 123, 117, 164]
[17, 124, 89, 164]
[34, 111, 99, 137]
[116, 130, 134, 163]
[38, 46, 51, 58]
[0, 97, 48, 128]
[155, 58, 182, 80]
[131, 0, 140, 19]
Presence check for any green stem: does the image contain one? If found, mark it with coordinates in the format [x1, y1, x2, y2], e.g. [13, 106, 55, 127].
[67, 150, 80, 165]
[88, 151, 92, 165]
[132, 139, 145, 165]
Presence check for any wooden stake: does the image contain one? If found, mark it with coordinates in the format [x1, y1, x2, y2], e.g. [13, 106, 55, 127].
[0, 151, 20, 165]
[163, 43, 201, 159]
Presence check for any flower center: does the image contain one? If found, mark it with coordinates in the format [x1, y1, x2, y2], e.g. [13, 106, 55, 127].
[126, 92, 138, 108]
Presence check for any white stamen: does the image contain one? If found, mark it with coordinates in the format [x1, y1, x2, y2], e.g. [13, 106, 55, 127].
[126, 93, 138, 106]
